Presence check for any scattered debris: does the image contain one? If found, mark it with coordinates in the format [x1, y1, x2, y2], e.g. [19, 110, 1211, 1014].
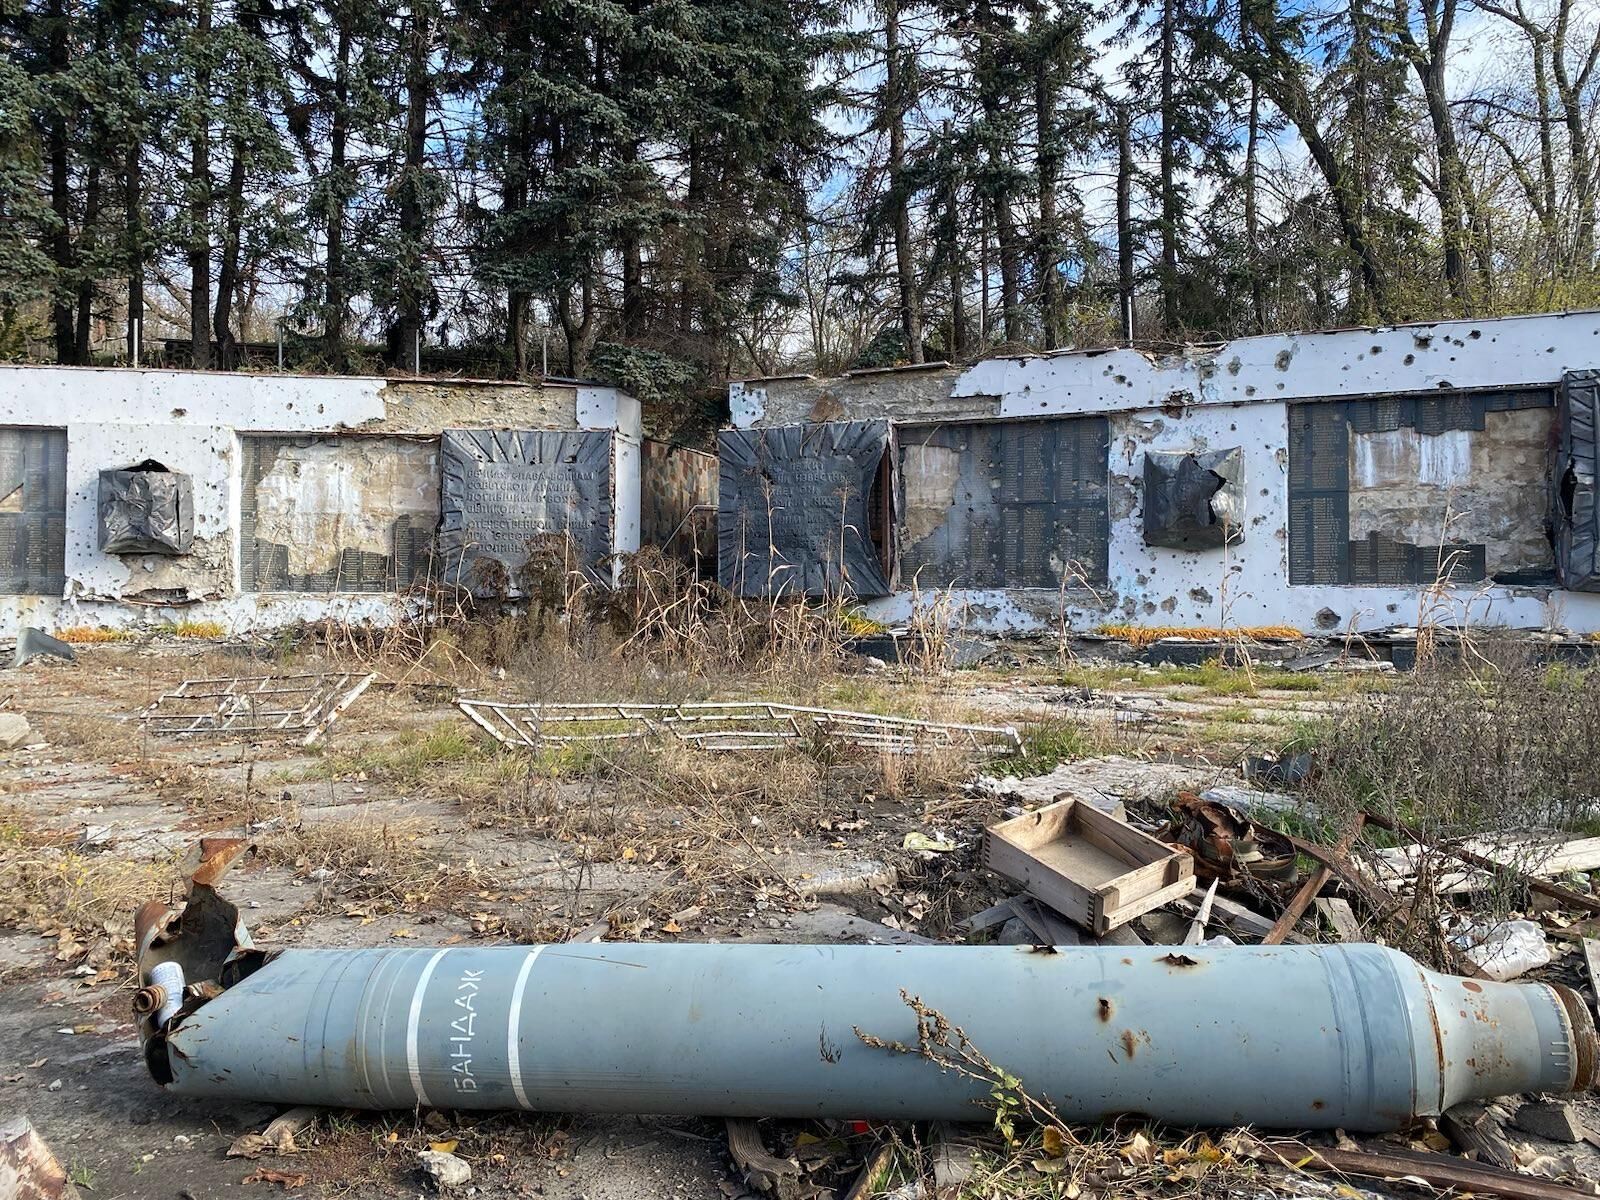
[0, 1116, 81, 1200]
[1236, 1133, 1595, 1200]
[984, 796, 1194, 934]
[459, 698, 1021, 755]
[1514, 1100, 1590, 1145]
[1446, 917, 1553, 981]
[243, 1166, 308, 1190]
[1314, 897, 1362, 941]
[1243, 751, 1313, 786]
[416, 1149, 471, 1191]
[227, 1107, 322, 1159]
[1440, 1100, 1519, 1169]
[724, 1118, 801, 1196]
[0, 711, 32, 749]
[141, 672, 374, 746]
[12, 627, 76, 668]
[1168, 792, 1298, 885]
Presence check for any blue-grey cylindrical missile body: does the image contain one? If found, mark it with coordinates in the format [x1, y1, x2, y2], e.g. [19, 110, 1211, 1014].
[156, 942, 1594, 1131]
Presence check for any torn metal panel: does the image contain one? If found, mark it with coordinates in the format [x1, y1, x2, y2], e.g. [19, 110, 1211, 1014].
[0, 426, 67, 595]
[438, 428, 614, 593]
[1553, 370, 1600, 590]
[898, 416, 1109, 589]
[239, 436, 439, 593]
[135, 867, 1597, 1130]
[1288, 390, 1555, 585]
[457, 698, 1021, 756]
[142, 672, 374, 746]
[1142, 447, 1244, 548]
[98, 460, 194, 555]
[717, 421, 892, 597]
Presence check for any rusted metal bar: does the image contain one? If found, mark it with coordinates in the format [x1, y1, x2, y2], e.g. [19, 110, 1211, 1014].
[1263, 815, 1366, 945]
[135, 857, 1597, 1133]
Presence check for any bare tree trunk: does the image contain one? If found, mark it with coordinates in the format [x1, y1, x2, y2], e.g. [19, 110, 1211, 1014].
[1158, 0, 1180, 329]
[395, 1, 430, 368]
[324, 7, 352, 367]
[75, 163, 99, 361]
[214, 140, 246, 369]
[885, 0, 923, 362]
[1035, 46, 1062, 350]
[1550, 0, 1597, 266]
[189, 0, 212, 368]
[47, 0, 75, 364]
[1116, 104, 1136, 343]
[1399, 0, 1470, 305]
[125, 140, 144, 363]
[1244, 76, 1265, 332]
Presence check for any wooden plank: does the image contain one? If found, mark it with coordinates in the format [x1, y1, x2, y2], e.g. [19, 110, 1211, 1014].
[1583, 937, 1600, 1005]
[956, 900, 1017, 936]
[1314, 897, 1362, 941]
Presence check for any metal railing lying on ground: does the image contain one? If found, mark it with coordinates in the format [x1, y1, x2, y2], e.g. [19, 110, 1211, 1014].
[456, 698, 1022, 756]
[141, 672, 375, 746]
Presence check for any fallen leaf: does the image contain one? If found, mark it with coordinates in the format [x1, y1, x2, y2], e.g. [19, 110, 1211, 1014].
[429, 1139, 458, 1154]
[1118, 1132, 1158, 1166]
[1042, 1126, 1067, 1158]
[1031, 1158, 1066, 1175]
[243, 1168, 306, 1190]
[621, 847, 637, 861]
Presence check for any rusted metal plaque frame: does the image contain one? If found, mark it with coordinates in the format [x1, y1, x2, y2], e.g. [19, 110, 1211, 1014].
[142, 672, 375, 746]
[0, 426, 68, 595]
[439, 429, 615, 594]
[457, 699, 1021, 756]
[717, 421, 893, 598]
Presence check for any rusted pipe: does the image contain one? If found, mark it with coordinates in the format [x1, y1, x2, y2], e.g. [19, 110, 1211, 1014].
[137, 938, 1596, 1131]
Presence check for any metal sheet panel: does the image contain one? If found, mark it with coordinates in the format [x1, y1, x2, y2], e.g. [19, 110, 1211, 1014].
[439, 429, 615, 594]
[0, 426, 67, 595]
[1554, 370, 1600, 590]
[239, 435, 438, 593]
[717, 421, 891, 597]
[897, 416, 1109, 589]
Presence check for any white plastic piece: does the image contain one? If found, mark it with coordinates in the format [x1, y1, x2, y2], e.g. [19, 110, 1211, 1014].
[149, 960, 185, 1027]
[1446, 918, 1552, 982]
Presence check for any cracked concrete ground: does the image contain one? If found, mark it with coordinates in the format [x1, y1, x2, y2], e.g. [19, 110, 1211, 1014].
[2, 642, 1592, 1198]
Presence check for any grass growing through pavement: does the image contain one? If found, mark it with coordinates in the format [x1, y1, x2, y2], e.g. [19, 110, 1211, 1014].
[309, 723, 484, 784]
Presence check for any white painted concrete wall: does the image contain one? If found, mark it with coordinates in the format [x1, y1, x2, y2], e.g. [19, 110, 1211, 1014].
[0, 366, 647, 638]
[734, 312, 1600, 635]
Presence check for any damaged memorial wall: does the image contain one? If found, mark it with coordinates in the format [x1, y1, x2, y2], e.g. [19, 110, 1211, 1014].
[0, 365, 660, 638]
[726, 310, 1600, 634]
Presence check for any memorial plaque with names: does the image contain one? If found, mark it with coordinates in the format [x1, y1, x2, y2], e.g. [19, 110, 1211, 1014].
[0, 426, 68, 595]
[439, 429, 615, 594]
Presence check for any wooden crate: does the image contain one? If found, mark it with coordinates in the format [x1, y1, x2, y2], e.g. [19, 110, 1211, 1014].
[983, 798, 1194, 935]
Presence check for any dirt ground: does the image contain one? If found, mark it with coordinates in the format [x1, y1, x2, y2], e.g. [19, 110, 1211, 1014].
[2, 638, 1596, 1199]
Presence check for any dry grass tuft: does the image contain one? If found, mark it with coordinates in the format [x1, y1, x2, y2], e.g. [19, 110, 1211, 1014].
[258, 811, 474, 909]
[0, 803, 169, 965]
[54, 625, 138, 643]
